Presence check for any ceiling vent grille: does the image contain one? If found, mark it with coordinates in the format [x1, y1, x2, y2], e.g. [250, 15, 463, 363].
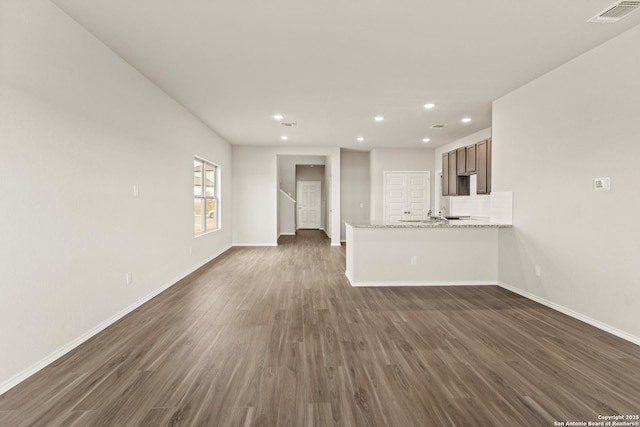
[588, 1, 640, 23]
[280, 122, 297, 127]
[430, 124, 447, 129]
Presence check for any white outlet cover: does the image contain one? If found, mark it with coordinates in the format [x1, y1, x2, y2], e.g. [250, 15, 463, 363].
[594, 177, 610, 191]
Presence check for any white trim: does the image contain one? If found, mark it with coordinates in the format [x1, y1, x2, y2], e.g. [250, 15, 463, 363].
[498, 281, 640, 347]
[345, 273, 496, 287]
[279, 233, 296, 236]
[0, 244, 232, 396]
[194, 157, 221, 236]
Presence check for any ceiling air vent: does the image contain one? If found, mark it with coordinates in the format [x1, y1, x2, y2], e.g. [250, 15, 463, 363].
[588, 1, 640, 23]
[280, 122, 297, 127]
[430, 124, 447, 129]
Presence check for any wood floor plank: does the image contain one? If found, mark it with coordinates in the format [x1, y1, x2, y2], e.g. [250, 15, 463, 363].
[1, 230, 639, 426]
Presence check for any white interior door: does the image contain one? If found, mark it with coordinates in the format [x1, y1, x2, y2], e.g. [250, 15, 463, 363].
[384, 173, 407, 222]
[407, 173, 429, 218]
[297, 181, 321, 229]
[384, 171, 430, 222]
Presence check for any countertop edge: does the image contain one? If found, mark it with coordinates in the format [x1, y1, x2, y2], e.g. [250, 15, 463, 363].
[345, 222, 512, 229]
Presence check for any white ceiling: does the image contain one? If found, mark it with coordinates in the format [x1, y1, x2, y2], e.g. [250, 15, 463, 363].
[51, 0, 640, 149]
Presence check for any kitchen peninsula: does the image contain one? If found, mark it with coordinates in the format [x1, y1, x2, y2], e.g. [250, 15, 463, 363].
[345, 219, 511, 287]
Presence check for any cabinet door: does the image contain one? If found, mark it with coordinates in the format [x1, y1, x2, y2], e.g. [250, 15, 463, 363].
[442, 153, 449, 196]
[487, 138, 492, 193]
[465, 144, 476, 174]
[448, 150, 458, 195]
[476, 139, 491, 194]
[456, 147, 466, 175]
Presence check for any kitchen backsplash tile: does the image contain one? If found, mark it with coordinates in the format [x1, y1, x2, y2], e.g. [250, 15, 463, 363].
[450, 190, 512, 224]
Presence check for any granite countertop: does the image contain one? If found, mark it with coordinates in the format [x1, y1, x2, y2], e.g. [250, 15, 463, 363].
[346, 218, 512, 229]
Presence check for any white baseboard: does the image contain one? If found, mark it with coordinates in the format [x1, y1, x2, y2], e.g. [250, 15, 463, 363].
[0, 245, 232, 396]
[345, 270, 355, 286]
[498, 281, 640, 347]
[345, 272, 496, 287]
[279, 233, 296, 236]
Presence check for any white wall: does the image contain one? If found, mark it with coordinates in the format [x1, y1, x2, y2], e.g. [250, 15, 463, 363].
[279, 155, 325, 196]
[232, 147, 277, 245]
[233, 146, 341, 246]
[278, 190, 296, 235]
[325, 155, 333, 238]
[493, 24, 640, 342]
[340, 150, 370, 240]
[0, 0, 232, 393]
[433, 128, 493, 165]
[369, 148, 435, 221]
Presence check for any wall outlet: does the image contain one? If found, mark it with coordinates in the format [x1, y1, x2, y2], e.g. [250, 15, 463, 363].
[410, 256, 417, 265]
[126, 272, 132, 285]
[189, 247, 193, 256]
[133, 185, 139, 197]
[535, 265, 541, 277]
[360, 203, 364, 208]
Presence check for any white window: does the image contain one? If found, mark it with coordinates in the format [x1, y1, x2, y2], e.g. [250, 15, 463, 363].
[194, 157, 219, 235]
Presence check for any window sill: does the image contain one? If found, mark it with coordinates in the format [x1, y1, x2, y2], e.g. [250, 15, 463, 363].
[194, 228, 221, 238]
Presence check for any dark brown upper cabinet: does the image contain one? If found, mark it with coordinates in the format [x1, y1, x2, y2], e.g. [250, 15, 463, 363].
[465, 144, 476, 174]
[448, 150, 457, 195]
[442, 138, 490, 196]
[442, 152, 450, 196]
[456, 147, 466, 175]
[442, 149, 470, 196]
[476, 138, 491, 194]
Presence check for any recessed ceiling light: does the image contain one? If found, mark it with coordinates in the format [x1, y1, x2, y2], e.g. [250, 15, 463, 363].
[422, 138, 431, 143]
[374, 116, 384, 122]
[273, 114, 284, 120]
[423, 103, 435, 109]
[461, 117, 472, 123]
[280, 136, 288, 141]
[357, 137, 364, 142]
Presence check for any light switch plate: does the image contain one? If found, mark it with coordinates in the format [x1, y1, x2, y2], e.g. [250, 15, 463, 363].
[594, 177, 610, 191]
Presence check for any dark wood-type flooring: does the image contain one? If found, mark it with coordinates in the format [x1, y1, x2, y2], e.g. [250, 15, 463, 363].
[1, 230, 639, 426]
